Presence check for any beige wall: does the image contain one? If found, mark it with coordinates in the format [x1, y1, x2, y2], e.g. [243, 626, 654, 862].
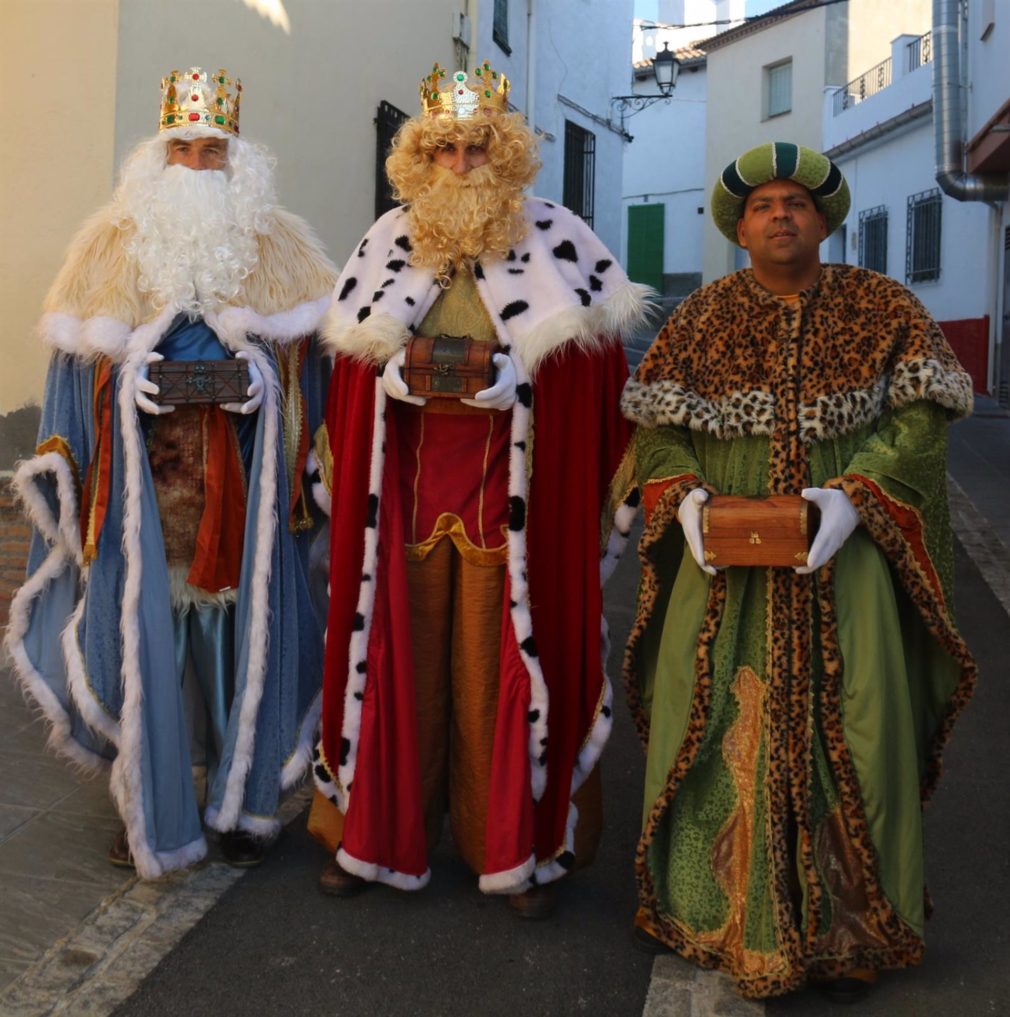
[1, 0, 120, 413]
[1, 0, 464, 414]
[114, 0, 462, 268]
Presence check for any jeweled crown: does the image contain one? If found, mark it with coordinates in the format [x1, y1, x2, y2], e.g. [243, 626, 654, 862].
[420, 61, 510, 119]
[160, 67, 241, 135]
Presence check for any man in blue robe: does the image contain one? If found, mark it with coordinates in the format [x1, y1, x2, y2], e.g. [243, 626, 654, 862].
[4, 66, 336, 877]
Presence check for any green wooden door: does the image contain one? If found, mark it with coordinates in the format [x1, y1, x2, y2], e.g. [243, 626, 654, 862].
[627, 203, 664, 293]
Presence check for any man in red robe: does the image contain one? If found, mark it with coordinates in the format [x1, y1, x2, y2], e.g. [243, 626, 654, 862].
[307, 61, 651, 916]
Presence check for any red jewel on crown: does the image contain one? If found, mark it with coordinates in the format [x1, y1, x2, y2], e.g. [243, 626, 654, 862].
[188, 112, 200, 121]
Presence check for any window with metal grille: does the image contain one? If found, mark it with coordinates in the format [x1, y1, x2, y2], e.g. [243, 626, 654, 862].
[765, 60, 792, 118]
[374, 100, 408, 220]
[858, 206, 888, 273]
[494, 0, 510, 54]
[563, 120, 595, 228]
[906, 189, 942, 283]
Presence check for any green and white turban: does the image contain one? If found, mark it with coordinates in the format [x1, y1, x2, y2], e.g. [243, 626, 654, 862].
[711, 141, 850, 243]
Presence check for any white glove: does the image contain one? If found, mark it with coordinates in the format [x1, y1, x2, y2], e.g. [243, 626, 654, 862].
[461, 353, 517, 411]
[795, 487, 860, 574]
[222, 351, 264, 415]
[381, 349, 426, 406]
[134, 351, 175, 415]
[678, 488, 716, 576]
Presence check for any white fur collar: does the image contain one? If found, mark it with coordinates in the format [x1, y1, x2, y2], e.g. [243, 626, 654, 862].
[322, 197, 652, 377]
[39, 295, 331, 362]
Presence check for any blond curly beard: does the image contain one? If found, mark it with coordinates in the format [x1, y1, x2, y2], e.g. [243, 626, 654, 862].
[405, 164, 527, 284]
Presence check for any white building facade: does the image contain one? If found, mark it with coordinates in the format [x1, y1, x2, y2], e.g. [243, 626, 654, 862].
[824, 2, 1010, 398]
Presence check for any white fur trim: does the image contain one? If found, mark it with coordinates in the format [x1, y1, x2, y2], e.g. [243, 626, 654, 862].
[528, 801, 579, 887]
[213, 295, 332, 347]
[500, 356, 550, 802]
[200, 322, 281, 829]
[600, 498, 637, 586]
[12, 452, 83, 563]
[478, 852, 537, 894]
[311, 480, 331, 517]
[150, 835, 208, 878]
[336, 845, 431, 892]
[322, 308, 411, 364]
[334, 378, 388, 811]
[61, 589, 120, 746]
[204, 805, 282, 839]
[110, 323, 174, 879]
[3, 552, 109, 774]
[280, 690, 322, 790]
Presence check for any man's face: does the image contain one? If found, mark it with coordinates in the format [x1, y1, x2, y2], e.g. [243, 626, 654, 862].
[736, 181, 827, 276]
[432, 140, 488, 175]
[166, 136, 229, 172]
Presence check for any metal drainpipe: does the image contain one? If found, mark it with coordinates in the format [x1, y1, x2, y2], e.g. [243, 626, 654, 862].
[933, 0, 1009, 202]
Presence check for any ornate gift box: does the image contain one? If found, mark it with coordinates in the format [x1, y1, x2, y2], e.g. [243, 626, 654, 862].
[149, 359, 250, 405]
[702, 494, 818, 568]
[404, 334, 497, 399]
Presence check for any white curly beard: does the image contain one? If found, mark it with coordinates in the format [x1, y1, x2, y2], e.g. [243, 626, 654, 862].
[117, 136, 275, 316]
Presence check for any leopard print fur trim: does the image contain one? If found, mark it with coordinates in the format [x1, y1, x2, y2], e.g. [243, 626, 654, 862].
[812, 560, 927, 957]
[623, 365, 969, 443]
[834, 476, 977, 801]
[622, 474, 705, 748]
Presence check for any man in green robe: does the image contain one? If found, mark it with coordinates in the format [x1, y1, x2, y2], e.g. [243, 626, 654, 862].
[616, 142, 977, 1000]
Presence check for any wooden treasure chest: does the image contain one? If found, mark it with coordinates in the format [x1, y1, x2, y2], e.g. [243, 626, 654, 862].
[701, 494, 819, 568]
[403, 334, 497, 399]
[148, 359, 251, 406]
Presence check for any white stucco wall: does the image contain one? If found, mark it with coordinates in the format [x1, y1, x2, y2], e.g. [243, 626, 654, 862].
[833, 120, 990, 323]
[620, 61, 707, 279]
[472, 0, 632, 257]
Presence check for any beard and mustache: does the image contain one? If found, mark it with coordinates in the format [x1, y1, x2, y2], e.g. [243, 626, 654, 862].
[404, 164, 528, 284]
[119, 155, 267, 316]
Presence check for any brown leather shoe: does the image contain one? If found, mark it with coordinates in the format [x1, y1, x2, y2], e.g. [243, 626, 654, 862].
[508, 883, 557, 920]
[319, 857, 368, 897]
[107, 827, 135, 869]
[219, 830, 266, 867]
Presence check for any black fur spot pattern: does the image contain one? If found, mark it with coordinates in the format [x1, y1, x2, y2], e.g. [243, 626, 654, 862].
[338, 277, 357, 301]
[553, 240, 578, 262]
[501, 300, 529, 321]
[508, 495, 527, 531]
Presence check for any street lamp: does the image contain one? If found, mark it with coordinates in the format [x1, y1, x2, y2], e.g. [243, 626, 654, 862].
[610, 42, 681, 132]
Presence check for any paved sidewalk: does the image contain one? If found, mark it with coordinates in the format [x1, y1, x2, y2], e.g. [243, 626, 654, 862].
[0, 395, 1007, 1016]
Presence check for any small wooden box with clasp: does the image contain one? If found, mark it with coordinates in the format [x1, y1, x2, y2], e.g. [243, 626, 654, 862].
[148, 359, 250, 406]
[403, 334, 497, 399]
[701, 494, 819, 568]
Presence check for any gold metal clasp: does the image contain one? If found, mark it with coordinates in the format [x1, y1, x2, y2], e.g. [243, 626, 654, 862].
[748, 531, 762, 545]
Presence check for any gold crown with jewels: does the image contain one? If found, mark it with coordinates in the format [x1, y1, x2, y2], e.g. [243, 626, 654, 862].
[160, 67, 241, 135]
[420, 61, 510, 119]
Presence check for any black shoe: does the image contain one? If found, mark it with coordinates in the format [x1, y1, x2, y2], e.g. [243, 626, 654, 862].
[219, 829, 266, 867]
[816, 970, 877, 1004]
[630, 923, 671, 955]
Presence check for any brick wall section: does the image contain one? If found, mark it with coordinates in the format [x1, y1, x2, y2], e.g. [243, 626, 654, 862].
[1, 479, 31, 629]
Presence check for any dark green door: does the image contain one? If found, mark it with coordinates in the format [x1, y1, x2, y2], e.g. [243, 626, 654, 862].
[627, 203, 664, 293]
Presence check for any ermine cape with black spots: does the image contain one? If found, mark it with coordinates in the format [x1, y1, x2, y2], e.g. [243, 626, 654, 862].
[312, 198, 650, 892]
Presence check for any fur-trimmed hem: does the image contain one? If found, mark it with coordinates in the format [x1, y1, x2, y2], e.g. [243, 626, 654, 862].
[212, 295, 332, 348]
[478, 853, 537, 894]
[14, 451, 83, 562]
[890, 357, 973, 419]
[148, 835, 209, 880]
[167, 568, 238, 612]
[204, 805, 282, 839]
[337, 845, 431, 891]
[321, 308, 410, 364]
[280, 691, 322, 790]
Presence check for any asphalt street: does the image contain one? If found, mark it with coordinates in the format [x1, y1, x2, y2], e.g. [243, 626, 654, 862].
[108, 528, 1009, 1017]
